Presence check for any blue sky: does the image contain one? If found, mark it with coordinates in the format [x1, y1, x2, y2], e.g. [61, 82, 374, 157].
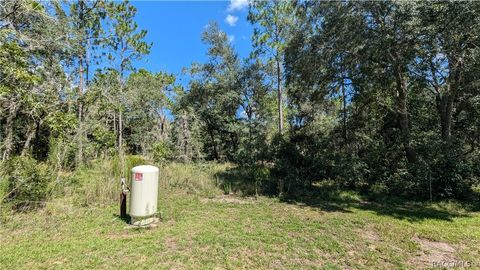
[131, 0, 253, 86]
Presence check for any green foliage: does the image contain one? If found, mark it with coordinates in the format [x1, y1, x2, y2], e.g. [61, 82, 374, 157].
[91, 124, 116, 151]
[276, 0, 480, 199]
[125, 69, 175, 155]
[160, 162, 229, 197]
[171, 108, 205, 162]
[215, 165, 274, 196]
[1, 0, 479, 204]
[248, 0, 294, 56]
[118, 155, 147, 178]
[125, 154, 146, 167]
[0, 157, 51, 211]
[71, 157, 121, 206]
[152, 142, 173, 165]
[0, 41, 39, 93]
[105, 0, 152, 72]
[181, 23, 243, 161]
[68, 155, 148, 206]
[67, 158, 227, 206]
[252, 165, 271, 195]
[46, 112, 78, 138]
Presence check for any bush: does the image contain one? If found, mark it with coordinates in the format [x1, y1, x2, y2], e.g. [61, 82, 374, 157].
[125, 155, 148, 174]
[109, 155, 147, 178]
[1, 156, 52, 211]
[252, 166, 271, 196]
[152, 142, 173, 165]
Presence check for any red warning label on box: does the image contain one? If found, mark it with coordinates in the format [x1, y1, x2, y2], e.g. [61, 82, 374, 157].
[134, 173, 143, 181]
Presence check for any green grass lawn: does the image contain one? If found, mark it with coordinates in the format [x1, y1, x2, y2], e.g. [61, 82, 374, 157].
[1, 163, 479, 269]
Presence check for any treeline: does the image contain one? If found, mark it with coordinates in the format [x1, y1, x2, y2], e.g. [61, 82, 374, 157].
[176, 1, 480, 199]
[0, 0, 175, 208]
[0, 1, 173, 164]
[1, 1, 479, 207]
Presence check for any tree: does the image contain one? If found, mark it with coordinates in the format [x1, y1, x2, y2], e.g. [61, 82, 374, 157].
[0, 1, 67, 160]
[105, 0, 151, 173]
[67, 0, 106, 165]
[238, 59, 273, 165]
[360, 1, 419, 165]
[171, 105, 204, 162]
[182, 22, 243, 161]
[248, 0, 295, 135]
[0, 41, 38, 160]
[415, 1, 480, 143]
[125, 69, 175, 155]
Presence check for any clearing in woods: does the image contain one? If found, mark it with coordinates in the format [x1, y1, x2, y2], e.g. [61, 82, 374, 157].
[1, 163, 479, 269]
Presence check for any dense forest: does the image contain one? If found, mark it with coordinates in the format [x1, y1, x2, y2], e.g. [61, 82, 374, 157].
[1, 0, 480, 211]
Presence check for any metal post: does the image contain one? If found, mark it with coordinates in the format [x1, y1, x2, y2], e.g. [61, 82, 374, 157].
[120, 178, 128, 219]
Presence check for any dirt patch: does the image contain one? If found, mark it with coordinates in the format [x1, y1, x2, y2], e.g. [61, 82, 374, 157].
[358, 225, 382, 250]
[410, 235, 457, 268]
[363, 228, 381, 243]
[200, 195, 255, 204]
[164, 236, 178, 250]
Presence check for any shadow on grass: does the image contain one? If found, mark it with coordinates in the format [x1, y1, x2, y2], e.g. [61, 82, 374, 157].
[288, 184, 477, 221]
[215, 167, 258, 196]
[113, 213, 131, 224]
[216, 167, 477, 222]
[292, 186, 480, 222]
[280, 184, 356, 213]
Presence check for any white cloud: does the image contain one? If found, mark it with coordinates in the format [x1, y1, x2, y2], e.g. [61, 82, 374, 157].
[225, 14, 238, 27]
[228, 0, 249, 12]
[228, 35, 235, 43]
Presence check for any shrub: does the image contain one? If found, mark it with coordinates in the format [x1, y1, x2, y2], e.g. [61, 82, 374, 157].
[152, 142, 173, 165]
[1, 156, 52, 211]
[109, 155, 147, 178]
[253, 166, 271, 196]
[125, 155, 148, 173]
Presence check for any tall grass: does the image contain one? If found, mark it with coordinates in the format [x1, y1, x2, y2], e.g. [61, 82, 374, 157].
[0, 155, 233, 224]
[68, 155, 148, 206]
[67, 157, 231, 206]
[160, 162, 232, 197]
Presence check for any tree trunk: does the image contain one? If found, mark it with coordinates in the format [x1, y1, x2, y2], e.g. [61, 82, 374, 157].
[276, 56, 283, 135]
[393, 61, 416, 164]
[113, 111, 117, 148]
[118, 44, 126, 176]
[77, 55, 84, 166]
[2, 102, 18, 161]
[436, 92, 454, 143]
[76, 0, 85, 166]
[275, 52, 284, 195]
[180, 113, 191, 160]
[118, 109, 123, 157]
[118, 108, 126, 176]
[436, 58, 461, 144]
[159, 114, 166, 140]
[210, 132, 218, 160]
[341, 79, 348, 145]
[21, 121, 39, 156]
